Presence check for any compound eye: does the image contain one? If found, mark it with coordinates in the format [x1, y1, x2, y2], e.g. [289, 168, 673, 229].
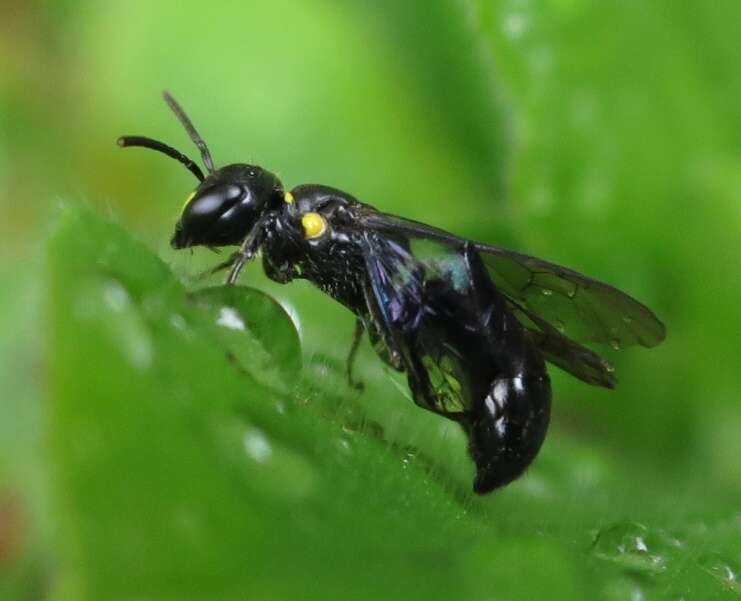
[185, 184, 243, 219]
[301, 212, 327, 239]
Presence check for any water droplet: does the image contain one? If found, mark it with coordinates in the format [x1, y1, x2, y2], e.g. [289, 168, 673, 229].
[216, 306, 246, 331]
[341, 422, 359, 435]
[610, 338, 621, 350]
[567, 289, 577, 299]
[103, 281, 129, 312]
[401, 447, 418, 469]
[82, 279, 153, 370]
[335, 437, 353, 455]
[554, 319, 566, 333]
[622, 315, 633, 325]
[313, 360, 331, 378]
[592, 522, 669, 574]
[243, 428, 272, 463]
[238, 425, 317, 501]
[170, 313, 187, 331]
[601, 359, 616, 373]
[697, 553, 740, 591]
[541, 288, 553, 296]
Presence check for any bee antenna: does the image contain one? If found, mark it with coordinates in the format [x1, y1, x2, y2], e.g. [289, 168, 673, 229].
[117, 135, 205, 181]
[162, 90, 216, 174]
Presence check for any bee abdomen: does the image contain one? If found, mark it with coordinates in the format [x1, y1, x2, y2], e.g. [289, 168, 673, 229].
[464, 373, 552, 494]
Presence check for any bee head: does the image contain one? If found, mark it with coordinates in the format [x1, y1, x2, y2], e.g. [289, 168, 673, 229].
[118, 91, 283, 249]
[171, 164, 283, 248]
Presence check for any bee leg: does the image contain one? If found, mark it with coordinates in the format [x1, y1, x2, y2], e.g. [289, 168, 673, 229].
[195, 252, 239, 280]
[346, 319, 365, 391]
[227, 248, 254, 285]
[226, 214, 274, 285]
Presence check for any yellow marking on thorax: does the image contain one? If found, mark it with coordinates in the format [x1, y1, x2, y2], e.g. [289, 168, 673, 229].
[284, 191, 294, 204]
[301, 212, 327, 239]
[182, 191, 196, 212]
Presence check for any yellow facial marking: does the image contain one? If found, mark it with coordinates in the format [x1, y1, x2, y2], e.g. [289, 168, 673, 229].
[182, 190, 196, 212]
[301, 212, 327, 239]
[284, 191, 294, 204]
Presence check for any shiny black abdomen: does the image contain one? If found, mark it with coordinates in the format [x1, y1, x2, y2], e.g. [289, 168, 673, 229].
[370, 238, 552, 492]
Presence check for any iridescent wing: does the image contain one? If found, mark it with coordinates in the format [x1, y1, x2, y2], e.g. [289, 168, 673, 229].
[359, 211, 665, 348]
[358, 210, 665, 387]
[359, 231, 501, 415]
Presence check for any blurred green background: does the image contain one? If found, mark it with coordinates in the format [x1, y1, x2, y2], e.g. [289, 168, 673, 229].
[1, 1, 740, 599]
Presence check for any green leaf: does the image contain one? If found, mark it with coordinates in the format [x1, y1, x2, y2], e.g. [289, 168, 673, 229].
[46, 208, 741, 601]
[45, 208, 471, 600]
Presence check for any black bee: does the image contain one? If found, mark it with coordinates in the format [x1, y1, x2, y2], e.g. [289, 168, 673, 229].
[119, 92, 666, 494]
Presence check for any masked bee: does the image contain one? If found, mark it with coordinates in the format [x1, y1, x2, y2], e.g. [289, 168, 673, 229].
[119, 92, 666, 493]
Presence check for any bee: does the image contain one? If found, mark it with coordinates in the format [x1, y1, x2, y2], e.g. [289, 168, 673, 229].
[119, 92, 666, 493]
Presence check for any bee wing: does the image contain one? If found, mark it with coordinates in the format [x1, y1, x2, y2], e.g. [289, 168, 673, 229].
[512, 300, 616, 388]
[474, 243, 666, 350]
[358, 230, 499, 416]
[359, 211, 666, 351]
